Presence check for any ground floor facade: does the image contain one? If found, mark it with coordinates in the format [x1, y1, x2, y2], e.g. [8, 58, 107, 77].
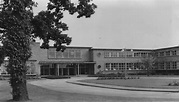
[101, 61, 179, 75]
[39, 62, 95, 76]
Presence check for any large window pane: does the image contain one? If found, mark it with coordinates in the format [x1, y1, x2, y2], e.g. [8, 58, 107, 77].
[63, 50, 68, 58]
[76, 50, 81, 58]
[56, 51, 63, 58]
[69, 50, 75, 58]
[48, 49, 56, 58]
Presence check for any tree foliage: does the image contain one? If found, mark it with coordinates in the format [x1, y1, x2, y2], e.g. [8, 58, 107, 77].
[32, 0, 97, 51]
[0, 0, 96, 101]
[141, 52, 156, 76]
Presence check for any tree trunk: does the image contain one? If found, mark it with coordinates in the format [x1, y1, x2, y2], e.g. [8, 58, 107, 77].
[11, 72, 29, 101]
[9, 60, 29, 101]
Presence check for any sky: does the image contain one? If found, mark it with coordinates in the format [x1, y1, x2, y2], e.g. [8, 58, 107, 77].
[33, 0, 179, 49]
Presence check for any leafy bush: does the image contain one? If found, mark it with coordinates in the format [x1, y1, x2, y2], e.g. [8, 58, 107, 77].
[168, 81, 179, 86]
[42, 76, 71, 79]
[94, 72, 140, 80]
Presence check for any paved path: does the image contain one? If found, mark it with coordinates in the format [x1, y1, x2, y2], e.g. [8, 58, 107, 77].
[29, 77, 179, 100]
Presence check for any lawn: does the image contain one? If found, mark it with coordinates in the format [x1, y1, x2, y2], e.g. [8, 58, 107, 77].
[0, 80, 164, 102]
[1, 79, 179, 102]
[79, 77, 179, 89]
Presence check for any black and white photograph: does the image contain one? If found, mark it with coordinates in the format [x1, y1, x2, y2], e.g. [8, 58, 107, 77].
[1, 0, 179, 102]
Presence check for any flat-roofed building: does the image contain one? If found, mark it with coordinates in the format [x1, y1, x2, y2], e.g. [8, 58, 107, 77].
[30, 42, 95, 76]
[91, 48, 152, 74]
[154, 46, 179, 75]
[1, 42, 179, 76]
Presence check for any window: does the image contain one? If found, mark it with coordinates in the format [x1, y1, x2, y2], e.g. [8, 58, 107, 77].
[171, 50, 177, 56]
[75, 50, 81, 58]
[134, 53, 140, 57]
[104, 51, 134, 58]
[134, 63, 140, 70]
[148, 53, 152, 57]
[165, 51, 170, 56]
[172, 62, 177, 69]
[106, 63, 119, 70]
[48, 49, 82, 59]
[105, 63, 110, 70]
[55, 49, 81, 58]
[127, 63, 133, 70]
[159, 62, 164, 69]
[105, 52, 121, 58]
[114, 63, 119, 70]
[127, 52, 133, 57]
[141, 53, 147, 57]
[104, 52, 111, 57]
[166, 62, 170, 69]
[40, 65, 50, 75]
[69, 50, 75, 58]
[155, 63, 158, 70]
[155, 52, 159, 57]
[56, 51, 63, 58]
[63, 50, 68, 58]
[48, 49, 56, 58]
[111, 52, 117, 57]
[105, 63, 127, 70]
[119, 63, 125, 70]
[159, 52, 164, 57]
[111, 63, 115, 70]
[118, 52, 124, 58]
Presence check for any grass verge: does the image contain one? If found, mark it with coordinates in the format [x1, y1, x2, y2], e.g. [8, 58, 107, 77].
[79, 77, 179, 89]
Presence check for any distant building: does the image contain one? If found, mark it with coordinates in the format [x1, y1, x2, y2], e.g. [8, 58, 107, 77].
[154, 46, 179, 75]
[1, 42, 179, 76]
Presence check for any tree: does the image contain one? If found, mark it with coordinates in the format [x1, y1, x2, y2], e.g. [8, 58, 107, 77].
[141, 52, 156, 76]
[0, 0, 97, 101]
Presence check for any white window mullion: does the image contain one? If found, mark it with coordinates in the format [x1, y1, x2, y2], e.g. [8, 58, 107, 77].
[109, 63, 111, 70]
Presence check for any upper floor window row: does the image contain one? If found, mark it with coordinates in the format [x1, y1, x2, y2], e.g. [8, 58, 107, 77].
[48, 49, 81, 59]
[104, 51, 133, 58]
[134, 52, 150, 57]
[156, 50, 177, 57]
[104, 51, 150, 58]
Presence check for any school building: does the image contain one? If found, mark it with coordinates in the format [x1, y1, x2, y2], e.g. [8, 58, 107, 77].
[1, 42, 179, 76]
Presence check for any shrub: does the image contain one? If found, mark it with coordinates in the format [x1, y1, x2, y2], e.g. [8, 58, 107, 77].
[168, 81, 179, 86]
[42, 76, 71, 79]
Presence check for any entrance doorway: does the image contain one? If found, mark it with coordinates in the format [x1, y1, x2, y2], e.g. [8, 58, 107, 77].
[40, 64, 56, 75]
[40, 63, 94, 76]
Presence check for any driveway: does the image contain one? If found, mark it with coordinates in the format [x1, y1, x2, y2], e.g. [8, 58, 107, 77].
[29, 77, 179, 100]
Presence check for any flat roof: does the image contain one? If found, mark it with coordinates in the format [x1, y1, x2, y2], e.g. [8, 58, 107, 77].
[154, 46, 179, 51]
[91, 48, 153, 51]
[40, 42, 179, 51]
[39, 61, 96, 64]
[48, 46, 92, 49]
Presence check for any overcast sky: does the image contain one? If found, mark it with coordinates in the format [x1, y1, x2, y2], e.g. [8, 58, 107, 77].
[33, 0, 179, 49]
